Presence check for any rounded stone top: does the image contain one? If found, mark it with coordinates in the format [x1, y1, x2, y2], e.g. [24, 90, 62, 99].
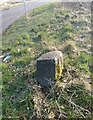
[37, 51, 63, 61]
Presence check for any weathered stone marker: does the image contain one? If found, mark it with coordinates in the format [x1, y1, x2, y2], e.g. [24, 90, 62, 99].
[36, 51, 63, 87]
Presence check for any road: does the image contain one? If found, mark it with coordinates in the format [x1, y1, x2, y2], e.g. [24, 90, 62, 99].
[0, 0, 51, 34]
[0, 1, 90, 35]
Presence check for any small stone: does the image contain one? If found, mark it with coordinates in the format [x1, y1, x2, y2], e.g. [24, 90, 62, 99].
[48, 111, 55, 119]
[3, 55, 11, 63]
[0, 55, 4, 59]
[17, 49, 20, 52]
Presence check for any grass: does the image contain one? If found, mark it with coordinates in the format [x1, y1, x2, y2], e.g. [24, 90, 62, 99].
[1, 3, 92, 119]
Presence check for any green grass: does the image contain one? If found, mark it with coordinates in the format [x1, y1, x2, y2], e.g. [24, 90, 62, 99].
[1, 3, 92, 119]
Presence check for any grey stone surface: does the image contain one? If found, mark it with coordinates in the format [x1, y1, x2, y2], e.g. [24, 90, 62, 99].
[37, 51, 62, 61]
[36, 51, 63, 87]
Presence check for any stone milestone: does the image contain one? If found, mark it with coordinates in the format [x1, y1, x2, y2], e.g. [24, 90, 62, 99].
[36, 51, 63, 87]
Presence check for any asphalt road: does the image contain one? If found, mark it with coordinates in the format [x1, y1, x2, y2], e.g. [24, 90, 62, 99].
[0, 0, 50, 34]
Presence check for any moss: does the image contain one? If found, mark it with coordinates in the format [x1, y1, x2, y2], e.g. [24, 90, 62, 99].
[55, 58, 63, 80]
[56, 64, 62, 80]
